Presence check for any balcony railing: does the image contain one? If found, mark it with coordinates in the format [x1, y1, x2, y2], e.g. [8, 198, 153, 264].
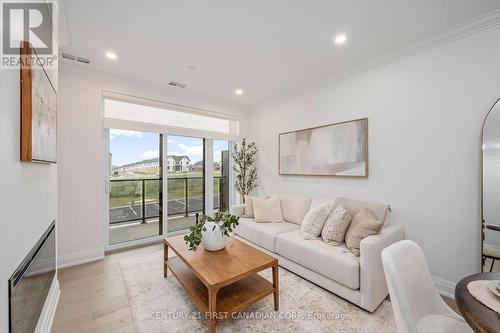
[109, 177, 221, 225]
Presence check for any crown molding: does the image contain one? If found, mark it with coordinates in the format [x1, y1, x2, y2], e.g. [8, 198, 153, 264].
[54, 0, 72, 47]
[48, 0, 71, 47]
[252, 8, 500, 110]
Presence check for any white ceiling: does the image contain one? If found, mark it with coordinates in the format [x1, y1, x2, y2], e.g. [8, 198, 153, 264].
[60, 0, 500, 107]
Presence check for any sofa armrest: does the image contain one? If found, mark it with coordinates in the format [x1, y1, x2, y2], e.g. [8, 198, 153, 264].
[231, 204, 245, 217]
[360, 224, 405, 312]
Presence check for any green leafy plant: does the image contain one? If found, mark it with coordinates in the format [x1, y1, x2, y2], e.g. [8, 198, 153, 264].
[183, 211, 240, 251]
[232, 138, 258, 203]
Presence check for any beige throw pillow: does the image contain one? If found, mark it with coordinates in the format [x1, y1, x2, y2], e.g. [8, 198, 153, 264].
[253, 195, 283, 223]
[301, 204, 331, 240]
[244, 195, 269, 217]
[243, 196, 257, 217]
[321, 205, 352, 245]
[345, 207, 383, 256]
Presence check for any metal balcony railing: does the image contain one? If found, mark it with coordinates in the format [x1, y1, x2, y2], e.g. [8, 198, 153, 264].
[109, 177, 221, 225]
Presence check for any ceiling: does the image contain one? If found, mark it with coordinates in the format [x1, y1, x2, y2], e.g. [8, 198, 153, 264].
[60, 0, 500, 107]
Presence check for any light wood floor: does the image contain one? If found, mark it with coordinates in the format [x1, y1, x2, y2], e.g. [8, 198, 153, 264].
[52, 243, 459, 332]
[52, 244, 162, 333]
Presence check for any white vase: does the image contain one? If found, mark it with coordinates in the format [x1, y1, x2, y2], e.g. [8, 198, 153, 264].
[201, 221, 227, 251]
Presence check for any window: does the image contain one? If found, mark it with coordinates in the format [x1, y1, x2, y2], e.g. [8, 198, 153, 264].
[108, 129, 163, 244]
[104, 98, 238, 137]
[104, 97, 237, 247]
[166, 135, 205, 232]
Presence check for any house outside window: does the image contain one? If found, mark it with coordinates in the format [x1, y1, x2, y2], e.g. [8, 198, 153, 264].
[167, 155, 190, 173]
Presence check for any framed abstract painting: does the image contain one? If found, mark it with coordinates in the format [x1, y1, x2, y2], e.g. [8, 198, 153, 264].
[20, 41, 57, 163]
[279, 118, 368, 178]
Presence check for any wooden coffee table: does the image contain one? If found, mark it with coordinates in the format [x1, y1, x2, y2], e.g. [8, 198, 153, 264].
[164, 235, 279, 333]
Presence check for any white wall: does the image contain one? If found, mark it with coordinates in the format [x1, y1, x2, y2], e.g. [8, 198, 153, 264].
[0, 71, 58, 333]
[57, 64, 249, 265]
[0, 5, 60, 331]
[248, 25, 500, 291]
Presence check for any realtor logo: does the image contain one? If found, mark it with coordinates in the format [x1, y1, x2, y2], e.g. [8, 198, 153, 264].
[2, 1, 53, 55]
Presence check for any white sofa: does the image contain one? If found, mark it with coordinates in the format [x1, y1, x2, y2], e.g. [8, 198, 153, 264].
[231, 194, 405, 312]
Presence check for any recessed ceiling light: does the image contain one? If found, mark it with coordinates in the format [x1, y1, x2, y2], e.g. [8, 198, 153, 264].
[188, 65, 197, 70]
[334, 34, 347, 45]
[105, 51, 117, 60]
[235, 89, 243, 95]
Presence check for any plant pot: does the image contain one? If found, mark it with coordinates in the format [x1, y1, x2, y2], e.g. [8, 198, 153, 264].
[201, 221, 227, 251]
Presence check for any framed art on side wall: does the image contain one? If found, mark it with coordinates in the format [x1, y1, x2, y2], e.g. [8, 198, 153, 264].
[20, 41, 57, 163]
[279, 118, 368, 177]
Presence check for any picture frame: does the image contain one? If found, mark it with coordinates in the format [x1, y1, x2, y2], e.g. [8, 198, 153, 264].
[20, 41, 57, 163]
[278, 118, 368, 178]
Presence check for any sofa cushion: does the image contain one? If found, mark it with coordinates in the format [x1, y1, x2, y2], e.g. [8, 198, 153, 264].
[243, 195, 269, 218]
[279, 194, 312, 225]
[253, 195, 283, 223]
[310, 197, 336, 210]
[243, 195, 256, 217]
[321, 204, 352, 245]
[234, 217, 300, 252]
[345, 208, 383, 256]
[300, 204, 331, 239]
[334, 197, 389, 224]
[276, 230, 360, 289]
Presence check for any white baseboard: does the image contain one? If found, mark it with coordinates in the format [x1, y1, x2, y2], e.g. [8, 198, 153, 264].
[34, 276, 60, 333]
[433, 276, 456, 299]
[58, 247, 105, 268]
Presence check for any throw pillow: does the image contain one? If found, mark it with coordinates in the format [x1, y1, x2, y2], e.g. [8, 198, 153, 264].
[321, 205, 352, 245]
[301, 204, 331, 239]
[243, 195, 269, 217]
[243, 196, 256, 217]
[253, 195, 283, 223]
[345, 207, 383, 256]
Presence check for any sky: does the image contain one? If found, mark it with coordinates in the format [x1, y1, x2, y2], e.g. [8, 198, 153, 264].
[110, 129, 229, 167]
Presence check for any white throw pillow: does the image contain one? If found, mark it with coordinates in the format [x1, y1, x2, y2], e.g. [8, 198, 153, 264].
[300, 204, 331, 240]
[243, 195, 269, 217]
[321, 205, 352, 246]
[253, 195, 283, 223]
[243, 196, 256, 217]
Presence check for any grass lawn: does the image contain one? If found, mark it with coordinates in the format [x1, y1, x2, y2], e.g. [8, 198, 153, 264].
[167, 171, 221, 178]
[109, 173, 222, 208]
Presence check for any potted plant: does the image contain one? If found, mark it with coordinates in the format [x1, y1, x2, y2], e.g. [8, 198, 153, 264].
[232, 138, 258, 203]
[184, 211, 240, 251]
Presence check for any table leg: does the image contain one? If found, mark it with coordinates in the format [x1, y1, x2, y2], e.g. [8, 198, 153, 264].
[164, 242, 168, 277]
[272, 261, 279, 311]
[208, 287, 218, 333]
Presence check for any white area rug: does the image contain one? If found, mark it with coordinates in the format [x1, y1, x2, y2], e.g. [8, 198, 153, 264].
[118, 250, 396, 332]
